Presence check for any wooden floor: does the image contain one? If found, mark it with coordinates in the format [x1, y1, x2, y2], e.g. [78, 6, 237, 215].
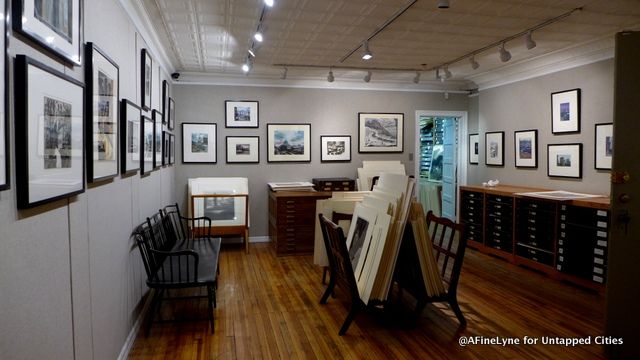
[128, 243, 605, 359]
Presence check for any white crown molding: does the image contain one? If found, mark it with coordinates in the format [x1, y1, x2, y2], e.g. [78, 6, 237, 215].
[117, 0, 176, 73]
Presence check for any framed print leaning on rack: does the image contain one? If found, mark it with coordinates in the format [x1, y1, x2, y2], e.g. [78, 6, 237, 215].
[14, 55, 85, 209]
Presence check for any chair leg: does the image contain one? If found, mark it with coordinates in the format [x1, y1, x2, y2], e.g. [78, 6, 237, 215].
[207, 285, 215, 333]
[245, 228, 249, 254]
[320, 277, 335, 304]
[145, 289, 163, 337]
[322, 267, 328, 285]
[449, 298, 467, 327]
[338, 302, 361, 336]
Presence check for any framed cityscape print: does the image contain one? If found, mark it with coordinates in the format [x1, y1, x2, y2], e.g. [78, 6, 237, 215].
[225, 100, 258, 128]
[468, 133, 479, 164]
[168, 97, 175, 130]
[182, 122, 217, 163]
[514, 130, 538, 168]
[141, 49, 152, 110]
[548, 143, 582, 178]
[485, 131, 504, 166]
[320, 135, 351, 162]
[226, 136, 259, 163]
[14, 55, 85, 209]
[169, 133, 175, 165]
[162, 131, 170, 166]
[0, 2, 7, 191]
[12, 0, 82, 65]
[141, 115, 154, 175]
[120, 99, 140, 174]
[162, 80, 169, 123]
[152, 110, 162, 168]
[85, 43, 119, 182]
[358, 112, 403, 153]
[267, 123, 311, 162]
[595, 123, 613, 170]
[551, 88, 580, 134]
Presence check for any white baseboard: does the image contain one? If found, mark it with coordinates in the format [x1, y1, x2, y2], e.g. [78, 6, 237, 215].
[117, 290, 152, 360]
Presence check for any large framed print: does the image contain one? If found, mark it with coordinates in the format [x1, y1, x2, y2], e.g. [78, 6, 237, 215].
[267, 123, 311, 162]
[12, 0, 82, 65]
[162, 131, 170, 166]
[226, 136, 259, 164]
[183, 122, 217, 163]
[120, 99, 140, 174]
[152, 110, 162, 168]
[169, 133, 175, 165]
[551, 88, 580, 134]
[485, 131, 504, 166]
[595, 123, 613, 170]
[85, 43, 119, 182]
[14, 55, 84, 209]
[225, 100, 258, 128]
[141, 49, 152, 110]
[141, 115, 153, 175]
[548, 143, 582, 179]
[0, 0, 7, 191]
[514, 129, 538, 168]
[168, 97, 175, 130]
[468, 133, 479, 164]
[161, 80, 169, 123]
[358, 112, 404, 153]
[320, 135, 351, 162]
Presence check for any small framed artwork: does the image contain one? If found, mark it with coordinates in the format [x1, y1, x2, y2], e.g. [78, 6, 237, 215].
[595, 123, 613, 170]
[85, 43, 119, 182]
[120, 99, 141, 174]
[468, 133, 479, 164]
[169, 133, 175, 165]
[162, 131, 170, 166]
[162, 80, 169, 123]
[168, 97, 175, 130]
[358, 112, 404, 153]
[12, 0, 82, 65]
[141, 115, 154, 175]
[141, 49, 152, 110]
[320, 135, 351, 162]
[267, 123, 311, 162]
[14, 55, 85, 209]
[485, 131, 504, 166]
[0, 7, 7, 191]
[182, 123, 217, 163]
[225, 100, 258, 128]
[548, 143, 582, 179]
[226, 136, 259, 163]
[152, 110, 163, 168]
[514, 130, 538, 168]
[551, 89, 580, 134]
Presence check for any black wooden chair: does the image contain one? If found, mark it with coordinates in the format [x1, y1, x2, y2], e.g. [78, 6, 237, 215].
[318, 214, 364, 335]
[321, 211, 352, 285]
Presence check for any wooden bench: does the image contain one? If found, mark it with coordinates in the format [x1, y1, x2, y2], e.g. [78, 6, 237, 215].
[133, 205, 221, 335]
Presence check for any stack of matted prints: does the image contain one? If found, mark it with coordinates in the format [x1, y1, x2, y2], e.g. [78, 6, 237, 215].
[267, 181, 315, 192]
[356, 160, 405, 191]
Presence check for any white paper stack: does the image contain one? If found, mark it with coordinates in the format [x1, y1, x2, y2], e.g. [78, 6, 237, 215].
[355, 160, 405, 191]
[268, 181, 315, 192]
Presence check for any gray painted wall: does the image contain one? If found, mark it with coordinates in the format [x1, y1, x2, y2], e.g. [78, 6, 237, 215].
[0, 0, 175, 359]
[173, 85, 468, 237]
[467, 59, 613, 195]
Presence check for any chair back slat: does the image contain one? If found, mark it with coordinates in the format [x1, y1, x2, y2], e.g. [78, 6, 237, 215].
[426, 211, 468, 292]
[318, 214, 360, 300]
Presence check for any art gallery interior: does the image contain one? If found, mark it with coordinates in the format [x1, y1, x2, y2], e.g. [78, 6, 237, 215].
[0, 0, 639, 359]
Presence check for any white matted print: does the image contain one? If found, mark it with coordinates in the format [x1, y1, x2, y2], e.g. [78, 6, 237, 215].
[595, 123, 613, 170]
[267, 123, 311, 162]
[468, 133, 479, 164]
[485, 131, 504, 166]
[358, 113, 404, 153]
[225, 100, 258, 128]
[551, 89, 580, 134]
[141, 115, 154, 175]
[120, 99, 140, 174]
[345, 204, 378, 277]
[226, 136, 259, 163]
[514, 130, 537, 168]
[182, 122, 217, 163]
[548, 143, 582, 178]
[321, 135, 351, 162]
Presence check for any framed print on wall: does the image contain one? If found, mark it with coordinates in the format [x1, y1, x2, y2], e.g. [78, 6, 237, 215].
[85, 43, 119, 182]
[320, 135, 351, 162]
[169, 133, 175, 165]
[162, 131, 170, 166]
[514, 129, 538, 168]
[468, 133, 479, 164]
[162, 80, 169, 123]
[548, 143, 582, 179]
[182, 122, 217, 163]
[12, 0, 82, 65]
[14, 55, 85, 209]
[267, 123, 311, 162]
[358, 112, 404, 153]
[152, 110, 162, 168]
[485, 131, 504, 166]
[226, 136, 259, 164]
[551, 88, 581, 134]
[225, 100, 258, 128]
[120, 99, 140, 174]
[595, 123, 613, 170]
[141, 49, 152, 110]
[168, 97, 175, 130]
[141, 115, 153, 175]
[0, 2, 7, 191]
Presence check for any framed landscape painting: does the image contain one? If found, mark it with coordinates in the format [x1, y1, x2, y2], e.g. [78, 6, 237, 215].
[267, 123, 311, 162]
[551, 89, 580, 134]
[485, 131, 504, 166]
[182, 122, 217, 163]
[514, 130, 537, 168]
[320, 135, 351, 162]
[358, 112, 403, 153]
[468, 133, 479, 164]
[548, 143, 582, 178]
[226, 136, 259, 163]
[595, 123, 613, 170]
[225, 100, 258, 128]
[141, 49, 152, 110]
[14, 55, 85, 208]
[120, 99, 140, 174]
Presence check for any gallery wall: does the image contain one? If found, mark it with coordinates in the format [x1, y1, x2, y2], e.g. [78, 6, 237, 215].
[467, 59, 613, 195]
[173, 85, 468, 238]
[0, 0, 175, 359]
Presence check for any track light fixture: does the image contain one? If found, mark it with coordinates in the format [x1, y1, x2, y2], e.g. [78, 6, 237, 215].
[444, 66, 452, 79]
[499, 43, 511, 62]
[470, 56, 479, 70]
[254, 31, 263, 42]
[437, 0, 450, 9]
[264, 0, 274, 7]
[281, 67, 287, 80]
[327, 69, 335, 82]
[242, 63, 250, 73]
[361, 41, 373, 60]
[413, 72, 421, 84]
[364, 71, 372, 83]
[525, 31, 537, 50]
[248, 48, 256, 57]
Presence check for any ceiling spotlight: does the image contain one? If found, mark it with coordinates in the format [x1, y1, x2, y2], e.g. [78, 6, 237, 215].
[525, 31, 537, 50]
[413, 72, 421, 84]
[254, 30, 263, 42]
[499, 43, 511, 62]
[327, 69, 334, 82]
[281, 67, 288, 80]
[364, 71, 372, 83]
[248, 49, 256, 57]
[362, 41, 373, 60]
[470, 56, 479, 70]
[264, 0, 274, 7]
[437, 0, 450, 9]
[242, 63, 250, 73]
[444, 66, 452, 79]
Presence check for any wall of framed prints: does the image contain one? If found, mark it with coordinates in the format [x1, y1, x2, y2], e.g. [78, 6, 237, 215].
[0, 1, 176, 359]
[467, 59, 613, 195]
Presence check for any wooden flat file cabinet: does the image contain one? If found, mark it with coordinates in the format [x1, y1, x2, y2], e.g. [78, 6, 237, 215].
[269, 191, 331, 256]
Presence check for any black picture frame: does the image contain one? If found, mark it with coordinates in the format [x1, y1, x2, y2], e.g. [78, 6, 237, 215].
[514, 129, 538, 168]
[169, 133, 175, 165]
[168, 97, 175, 130]
[152, 110, 163, 169]
[182, 122, 217, 164]
[85, 42, 119, 183]
[0, 2, 8, 191]
[162, 130, 170, 166]
[14, 55, 85, 209]
[162, 79, 169, 123]
[485, 131, 505, 167]
[119, 99, 141, 175]
[548, 143, 582, 179]
[320, 135, 351, 162]
[226, 136, 260, 164]
[12, 0, 82, 65]
[141, 49, 152, 110]
[595, 123, 613, 170]
[358, 112, 404, 153]
[267, 123, 311, 163]
[225, 100, 259, 128]
[468, 133, 479, 165]
[551, 88, 581, 134]
[141, 115, 154, 175]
